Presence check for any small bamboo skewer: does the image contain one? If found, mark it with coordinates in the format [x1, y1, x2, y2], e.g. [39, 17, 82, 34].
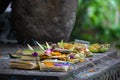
[27, 44, 34, 51]
[16, 46, 22, 54]
[34, 41, 43, 70]
[8, 48, 16, 54]
[16, 46, 22, 50]
[35, 41, 45, 51]
[27, 43, 41, 70]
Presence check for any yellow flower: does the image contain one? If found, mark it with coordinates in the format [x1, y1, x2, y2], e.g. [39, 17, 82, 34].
[51, 52, 62, 56]
[43, 62, 54, 67]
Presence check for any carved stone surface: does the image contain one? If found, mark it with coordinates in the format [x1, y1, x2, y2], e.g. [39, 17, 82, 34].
[11, 0, 78, 43]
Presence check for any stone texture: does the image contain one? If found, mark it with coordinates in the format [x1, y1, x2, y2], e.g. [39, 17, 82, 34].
[11, 0, 78, 44]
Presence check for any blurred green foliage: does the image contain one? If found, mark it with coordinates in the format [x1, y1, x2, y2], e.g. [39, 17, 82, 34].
[71, 0, 120, 43]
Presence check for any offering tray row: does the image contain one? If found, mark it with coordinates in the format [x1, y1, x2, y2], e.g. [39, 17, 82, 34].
[0, 50, 119, 80]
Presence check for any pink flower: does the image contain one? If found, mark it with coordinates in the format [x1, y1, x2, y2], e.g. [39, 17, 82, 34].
[45, 49, 53, 55]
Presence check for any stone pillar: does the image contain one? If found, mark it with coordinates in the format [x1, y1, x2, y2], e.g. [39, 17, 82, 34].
[11, 0, 78, 44]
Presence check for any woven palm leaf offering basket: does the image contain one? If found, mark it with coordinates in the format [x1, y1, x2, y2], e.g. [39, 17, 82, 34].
[9, 40, 110, 72]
